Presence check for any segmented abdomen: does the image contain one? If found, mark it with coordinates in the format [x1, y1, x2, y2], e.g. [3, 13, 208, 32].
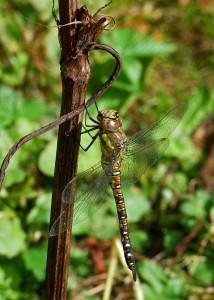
[110, 160, 136, 281]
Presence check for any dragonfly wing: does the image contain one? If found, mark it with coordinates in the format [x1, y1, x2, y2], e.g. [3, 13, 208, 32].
[121, 138, 170, 186]
[121, 102, 186, 184]
[73, 151, 121, 224]
[72, 169, 110, 225]
[128, 102, 186, 153]
[61, 160, 108, 204]
[49, 205, 71, 236]
[50, 151, 119, 236]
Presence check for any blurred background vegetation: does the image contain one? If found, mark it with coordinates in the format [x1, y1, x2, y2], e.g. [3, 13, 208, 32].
[0, 0, 214, 299]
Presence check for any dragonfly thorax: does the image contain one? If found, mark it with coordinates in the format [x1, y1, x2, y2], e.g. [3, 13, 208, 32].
[97, 110, 122, 132]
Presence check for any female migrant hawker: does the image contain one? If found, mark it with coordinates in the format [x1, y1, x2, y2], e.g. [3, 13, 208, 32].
[50, 102, 186, 281]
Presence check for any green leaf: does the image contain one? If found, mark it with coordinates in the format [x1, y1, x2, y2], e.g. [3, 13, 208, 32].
[38, 138, 57, 177]
[0, 86, 23, 127]
[0, 129, 26, 187]
[70, 247, 91, 277]
[142, 282, 160, 300]
[180, 190, 212, 219]
[2, 160, 26, 188]
[22, 242, 47, 282]
[163, 277, 185, 298]
[182, 87, 213, 135]
[138, 259, 167, 294]
[101, 28, 176, 59]
[0, 212, 26, 258]
[163, 229, 182, 250]
[0, 265, 24, 300]
[20, 97, 49, 122]
[12, 117, 39, 139]
[0, 258, 24, 290]
[122, 57, 144, 89]
[0, 128, 13, 157]
[27, 192, 51, 225]
[100, 28, 175, 99]
[195, 260, 214, 284]
[123, 186, 151, 223]
[131, 230, 149, 252]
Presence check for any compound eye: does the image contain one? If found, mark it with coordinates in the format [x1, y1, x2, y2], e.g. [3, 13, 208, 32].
[98, 112, 103, 119]
[114, 111, 119, 118]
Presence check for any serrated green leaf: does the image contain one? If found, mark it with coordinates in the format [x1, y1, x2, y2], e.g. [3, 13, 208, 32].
[101, 28, 176, 59]
[122, 57, 144, 88]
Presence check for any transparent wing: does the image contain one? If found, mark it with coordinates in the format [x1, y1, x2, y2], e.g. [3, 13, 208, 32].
[122, 138, 169, 186]
[127, 102, 186, 154]
[121, 102, 186, 185]
[49, 205, 71, 237]
[49, 151, 119, 236]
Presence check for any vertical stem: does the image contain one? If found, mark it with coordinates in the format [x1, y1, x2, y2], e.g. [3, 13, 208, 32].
[45, 0, 89, 299]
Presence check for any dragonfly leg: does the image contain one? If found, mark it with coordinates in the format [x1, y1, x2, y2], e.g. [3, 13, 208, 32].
[80, 132, 99, 152]
[79, 103, 100, 151]
[130, 264, 137, 282]
[94, 101, 100, 113]
[81, 124, 97, 138]
[93, 1, 112, 17]
[84, 103, 100, 126]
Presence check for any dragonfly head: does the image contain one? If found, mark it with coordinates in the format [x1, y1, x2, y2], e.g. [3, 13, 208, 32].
[97, 109, 122, 132]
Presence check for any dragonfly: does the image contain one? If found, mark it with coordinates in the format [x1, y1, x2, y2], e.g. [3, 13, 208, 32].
[50, 102, 186, 281]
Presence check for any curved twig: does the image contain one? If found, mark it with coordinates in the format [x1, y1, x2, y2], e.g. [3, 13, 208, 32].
[0, 44, 121, 190]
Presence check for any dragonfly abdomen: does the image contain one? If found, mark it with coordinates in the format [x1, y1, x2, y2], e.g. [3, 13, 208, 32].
[110, 161, 137, 281]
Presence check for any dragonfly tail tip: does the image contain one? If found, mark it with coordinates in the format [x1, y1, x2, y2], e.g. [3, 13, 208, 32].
[131, 267, 137, 282]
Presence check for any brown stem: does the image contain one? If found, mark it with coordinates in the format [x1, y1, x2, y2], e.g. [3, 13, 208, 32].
[44, 1, 121, 298]
[45, 0, 83, 298]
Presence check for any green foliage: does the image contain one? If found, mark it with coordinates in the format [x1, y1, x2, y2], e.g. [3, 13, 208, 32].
[27, 192, 51, 225]
[180, 189, 213, 219]
[0, 211, 26, 257]
[70, 248, 92, 278]
[101, 28, 175, 94]
[89, 27, 176, 115]
[0, 0, 214, 299]
[38, 138, 57, 177]
[121, 186, 150, 223]
[22, 241, 47, 282]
